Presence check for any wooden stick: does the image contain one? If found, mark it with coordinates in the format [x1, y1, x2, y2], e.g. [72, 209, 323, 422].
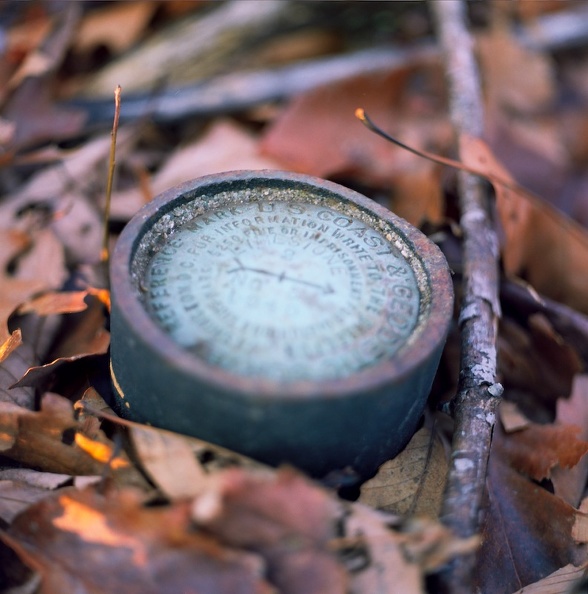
[100, 85, 121, 265]
[429, 2, 501, 591]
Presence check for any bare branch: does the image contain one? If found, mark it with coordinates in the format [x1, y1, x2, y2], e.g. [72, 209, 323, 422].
[430, 1, 501, 591]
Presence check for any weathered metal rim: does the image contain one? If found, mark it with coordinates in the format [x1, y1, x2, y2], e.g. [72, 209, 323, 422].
[110, 170, 453, 401]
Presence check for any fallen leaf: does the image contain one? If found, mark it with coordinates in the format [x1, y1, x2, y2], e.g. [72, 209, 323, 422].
[475, 429, 588, 593]
[498, 315, 581, 411]
[344, 505, 422, 594]
[0, 469, 71, 523]
[72, 2, 157, 55]
[478, 26, 556, 114]
[511, 563, 588, 594]
[0, 392, 145, 487]
[80, 0, 291, 96]
[0, 339, 36, 409]
[500, 277, 588, 370]
[12, 228, 67, 290]
[460, 133, 588, 315]
[572, 511, 588, 543]
[0, 329, 22, 365]
[2, 5, 86, 151]
[358, 427, 447, 519]
[0, 229, 49, 344]
[111, 119, 283, 220]
[129, 425, 207, 500]
[79, 393, 270, 476]
[0, 480, 60, 524]
[499, 400, 532, 433]
[342, 505, 477, 593]
[3, 486, 274, 594]
[260, 63, 450, 226]
[356, 112, 588, 313]
[552, 375, 588, 507]
[192, 467, 348, 594]
[16, 291, 89, 317]
[495, 414, 588, 482]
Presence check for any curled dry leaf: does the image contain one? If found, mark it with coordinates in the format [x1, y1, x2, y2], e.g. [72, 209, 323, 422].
[16, 291, 89, 317]
[0, 329, 22, 365]
[0, 339, 36, 410]
[358, 427, 447, 519]
[0, 392, 145, 488]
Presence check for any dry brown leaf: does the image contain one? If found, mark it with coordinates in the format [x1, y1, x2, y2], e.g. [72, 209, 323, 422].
[460, 134, 588, 315]
[475, 448, 588, 593]
[0, 329, 22, 364]
[0, 469, 71, 523]
[496, 415, 588, 482]
[129, 425, 207, 500]
[511, 563, 588, 594]
[248, 28, 341, 67]
[16, 291, 89, 317]
[3, 486, 274, 594]
[81, 0, 290, 96]
[260, 64, 450, 227]
[0, 229, 49, 344]
[397, 517, 479, 573]
[111, 119, 283, 220]
[73, 2, 157, 55]
[500, 400, 532, 433]
[0, 130, 135, 265]
[572, 512, 588, 544]
[0, 480, 58, 524]
[344, 505, 422, 594]
[358, 427, 447, 519]
[14, 227, 67, 288]
[498, 316, 581, 410]
[0, 392, 145, 488]
[552, 375, 588, 507]
[79, 389, 270, 477]
[477, 27, 556, 114]
[0, 338, 36, 409]
[192, 467, 348, 594]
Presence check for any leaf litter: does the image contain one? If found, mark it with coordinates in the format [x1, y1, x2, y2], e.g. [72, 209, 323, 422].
[1, 2, 588, 592]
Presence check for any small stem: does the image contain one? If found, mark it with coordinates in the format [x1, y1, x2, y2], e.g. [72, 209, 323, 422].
[101, 85, 121, 264]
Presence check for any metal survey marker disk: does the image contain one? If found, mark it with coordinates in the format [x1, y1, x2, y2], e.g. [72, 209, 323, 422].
[110, 170, 453, 476]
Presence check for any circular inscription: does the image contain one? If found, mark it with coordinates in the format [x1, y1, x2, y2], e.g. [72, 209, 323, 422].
[145, 201, 420, 382]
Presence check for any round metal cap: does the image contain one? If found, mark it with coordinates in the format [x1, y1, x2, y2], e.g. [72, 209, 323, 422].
[110, 170, 453, 476]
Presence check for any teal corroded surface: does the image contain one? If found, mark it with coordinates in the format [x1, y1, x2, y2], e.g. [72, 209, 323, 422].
[145, 201, 419, 382]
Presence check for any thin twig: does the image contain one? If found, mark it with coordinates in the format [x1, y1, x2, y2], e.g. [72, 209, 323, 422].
[429, 1, 502, 592]
[101, 85, 121, 265]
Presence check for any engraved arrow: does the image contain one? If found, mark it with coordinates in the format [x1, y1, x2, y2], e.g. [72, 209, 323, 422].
[228, 258, 334, 294]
